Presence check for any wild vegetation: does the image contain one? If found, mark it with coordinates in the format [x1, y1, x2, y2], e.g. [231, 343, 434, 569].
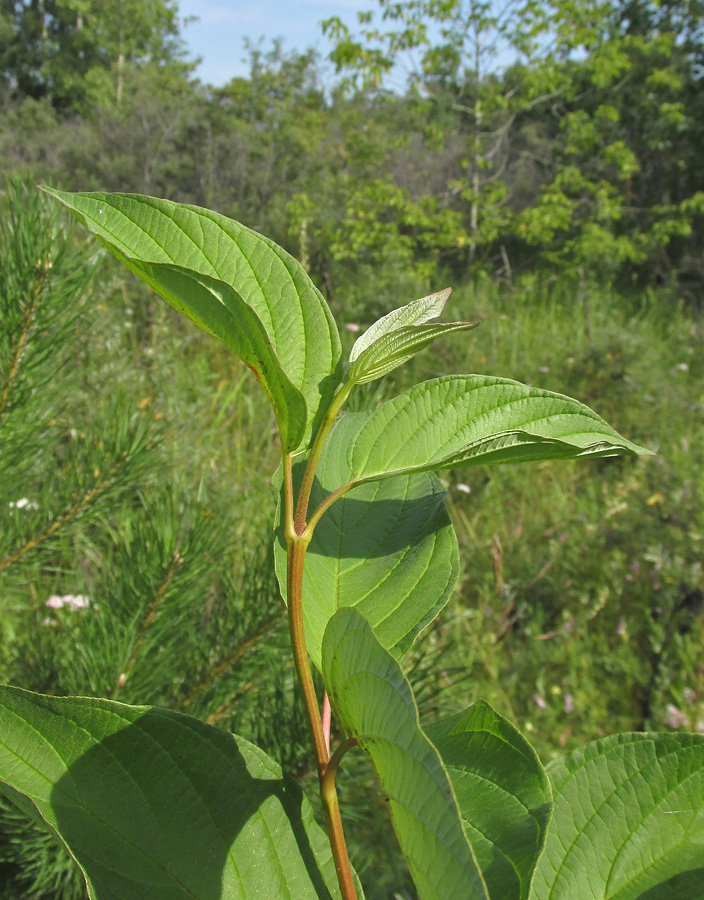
[0, 1, 703, 898]
[2, 0, 703, 307]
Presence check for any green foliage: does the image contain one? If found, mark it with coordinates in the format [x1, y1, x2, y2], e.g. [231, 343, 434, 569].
[0, 182, 310, 898]
[3, 0, 703, 304]
[0, 0, 189, 111]
[347, 289, 477, 384]
[336, 375, 646, 481]
[42, 188, 342, 453]
[4, 186, 699, 900]
[425, 703, 551, 900]
[0, 686, 350, 900]
[322, 608, 490, 900]
[532, 732, 704, 899]
[274, 457, 459, 671]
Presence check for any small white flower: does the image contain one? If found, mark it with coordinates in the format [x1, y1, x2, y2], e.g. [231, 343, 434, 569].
[45, 594, 92, 611]
[345, 323, 361, 332]
[9, 498, 38, 510]
[456, 483, 471, 494]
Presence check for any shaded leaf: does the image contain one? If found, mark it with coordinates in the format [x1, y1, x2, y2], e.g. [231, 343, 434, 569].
[531, 732, 704, 900]
[322, 608, 489, 900]
[0, 685, 362, 900]
[41, 188, 341, 452]
[426, 701, 552, 900]
[274, 413, 458, 671]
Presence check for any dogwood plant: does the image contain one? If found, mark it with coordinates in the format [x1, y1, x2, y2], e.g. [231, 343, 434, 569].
[1, 188, 702, 900]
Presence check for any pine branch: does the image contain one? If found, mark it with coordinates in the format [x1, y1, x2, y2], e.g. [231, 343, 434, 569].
[182, 608, 284, 707]
[0, 455, 127, 574]
[0, 264, 42, 425]
[113, 547, 185, 696]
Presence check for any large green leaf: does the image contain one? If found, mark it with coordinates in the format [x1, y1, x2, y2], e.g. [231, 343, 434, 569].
[531, 732, 704, 900]
[274, 413, 459, 672]
[337, 375, 650, 483]
[321, 608, 489, 900]
[0, 685, 362, 900]
[41, 188, 341, 452]
[425, 702, 552, 900]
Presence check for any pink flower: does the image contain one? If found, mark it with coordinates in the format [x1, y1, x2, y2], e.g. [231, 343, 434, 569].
[45, 594, 92, 611]
[666, 704, 688, 729]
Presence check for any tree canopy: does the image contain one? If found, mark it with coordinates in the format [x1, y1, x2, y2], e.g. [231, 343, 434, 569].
[1, 0, 702, 302]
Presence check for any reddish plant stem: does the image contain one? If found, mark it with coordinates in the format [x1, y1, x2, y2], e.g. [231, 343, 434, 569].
[294, 382, 352, 535]
[303, 479, 359, 541]
[286, 534, 328, 774]
[284, 453, 358, 900]
[321, 737, 359, 898]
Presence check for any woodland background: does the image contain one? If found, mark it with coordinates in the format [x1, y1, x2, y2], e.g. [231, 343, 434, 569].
[0, 2, 702, 898]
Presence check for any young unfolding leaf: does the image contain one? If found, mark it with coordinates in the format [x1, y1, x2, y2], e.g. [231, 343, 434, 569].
[274, 412, 458, 670]
[530, 732, 704, 900]
[349, 288, 452, 363]
[336, 375, 650, 484]
[348, 321, 478, 384]
[40, 188, 342, 452]
[425, 702, 552, 900]
[0, 686, 361, 900]
[322, 608, 489, 900]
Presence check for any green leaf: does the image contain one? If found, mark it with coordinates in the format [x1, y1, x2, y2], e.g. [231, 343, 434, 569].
[348, 322, 478, 385]
[425, 702, 552, 900]
[0, 685, 362, 900]
[340, 375, 650, 483]
[349, 287, 452, 363]
[40, 188, 341, 452]
[117, 261, 307, 452]
[322, 608, 489, 900]
[530, 732, 704, 900]
[274, 413, 459, 671]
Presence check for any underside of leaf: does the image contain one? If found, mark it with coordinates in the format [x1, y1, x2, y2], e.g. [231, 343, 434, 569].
[41, 188, 342, 452]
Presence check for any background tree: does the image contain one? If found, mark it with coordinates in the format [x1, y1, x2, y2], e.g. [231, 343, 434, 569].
[0, 0, 189, 111]
[512, 0, 704, 290]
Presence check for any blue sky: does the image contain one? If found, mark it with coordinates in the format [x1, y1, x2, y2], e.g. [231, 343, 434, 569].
[178, 0, 372, 86]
